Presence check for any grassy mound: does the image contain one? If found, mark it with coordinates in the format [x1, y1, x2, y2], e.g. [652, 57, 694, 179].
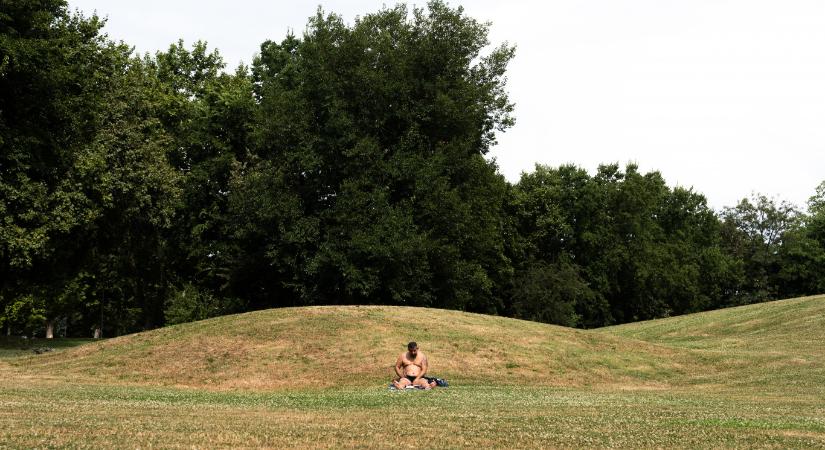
[9, 306, 699, 391]
[602, 295, 825, 351]
[601, 295, 825, 395]
[9, 295, 824, 393]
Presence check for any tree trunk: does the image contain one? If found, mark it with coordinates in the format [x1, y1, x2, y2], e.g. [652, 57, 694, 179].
[6, 325, 10, 336]
[93, 327, 101, 339]
[45, 320, 54, 339]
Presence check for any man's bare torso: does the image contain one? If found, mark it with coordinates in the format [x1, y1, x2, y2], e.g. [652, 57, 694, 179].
[400, 351, 426, 377]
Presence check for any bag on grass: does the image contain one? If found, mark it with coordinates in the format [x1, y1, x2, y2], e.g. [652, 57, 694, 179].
[424, 376, 448, 387]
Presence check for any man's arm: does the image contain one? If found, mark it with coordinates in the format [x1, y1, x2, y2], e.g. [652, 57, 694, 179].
[394, 354, 405, 379]
[415, 355, 429, 381]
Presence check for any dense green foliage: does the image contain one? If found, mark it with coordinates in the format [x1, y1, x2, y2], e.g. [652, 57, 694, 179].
[1, 1, 823, 336]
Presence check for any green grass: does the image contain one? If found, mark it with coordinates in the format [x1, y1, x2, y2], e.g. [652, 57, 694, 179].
[1, 296, 824, 448]
[602, 295, 825, 353]
[0, 382, 822, 448]
[600, 295, 825, 396]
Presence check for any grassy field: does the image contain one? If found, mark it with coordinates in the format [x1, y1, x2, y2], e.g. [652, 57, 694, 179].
[1, 296, 824, 448]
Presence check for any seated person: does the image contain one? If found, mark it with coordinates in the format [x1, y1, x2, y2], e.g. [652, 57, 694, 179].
[392, 341, 437, 389]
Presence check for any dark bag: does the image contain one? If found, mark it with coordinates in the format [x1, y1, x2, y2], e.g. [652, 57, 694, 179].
[424, 376, 448, 387]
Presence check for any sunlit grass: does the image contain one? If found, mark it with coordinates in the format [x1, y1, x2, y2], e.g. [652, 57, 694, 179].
[601, 295, 825, 396]
[1, 381, 823, 449]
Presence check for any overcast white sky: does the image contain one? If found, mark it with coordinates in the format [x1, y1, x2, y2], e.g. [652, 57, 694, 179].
[68, 0, 825, 210]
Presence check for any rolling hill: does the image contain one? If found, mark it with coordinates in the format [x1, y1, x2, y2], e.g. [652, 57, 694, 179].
[8, 305, 699, 391]
[7, 295, 824, 394]
[600, 294, 825, 395]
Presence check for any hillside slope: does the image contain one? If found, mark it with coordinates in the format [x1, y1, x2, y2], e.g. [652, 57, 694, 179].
[10, 306, 699, 391]
[9, 296, 824, 393]
[600, 295, 825, 395]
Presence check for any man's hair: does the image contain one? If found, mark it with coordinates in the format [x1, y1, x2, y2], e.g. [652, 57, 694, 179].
[407, 341, 418, 349]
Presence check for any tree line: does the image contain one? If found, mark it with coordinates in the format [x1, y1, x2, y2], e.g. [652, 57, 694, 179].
[2, 1, 823, 337]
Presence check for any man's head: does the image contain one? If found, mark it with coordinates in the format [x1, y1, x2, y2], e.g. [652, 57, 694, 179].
[407, 341, 418, 356]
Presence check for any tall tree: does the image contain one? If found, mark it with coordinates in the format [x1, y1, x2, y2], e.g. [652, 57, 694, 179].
[509, 164, 608, 326]
[775, 182, 825, 298]
[148, 41, 255, 320]
[720, 194, 800, 304]
[234, 1, 515, 311]
[512, 163, 732, 327]
[79, 54, 183, 334]
[1, 1, 113, 335]
[0, 1, 181, 336]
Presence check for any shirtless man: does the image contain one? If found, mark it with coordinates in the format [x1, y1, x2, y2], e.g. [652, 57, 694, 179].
[392, 342, 437, 389]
